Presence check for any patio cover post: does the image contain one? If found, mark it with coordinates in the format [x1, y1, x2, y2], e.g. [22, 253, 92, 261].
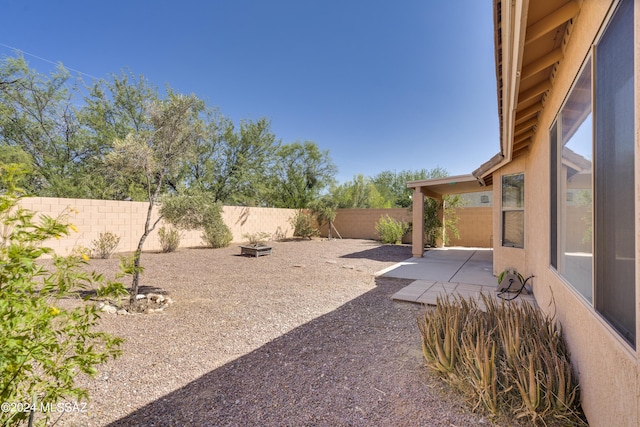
[412, 187, 424, 257]
[436, 198, 445, 248]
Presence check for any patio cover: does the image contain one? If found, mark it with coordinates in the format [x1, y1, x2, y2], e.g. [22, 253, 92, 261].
[406, 174, 491, 257]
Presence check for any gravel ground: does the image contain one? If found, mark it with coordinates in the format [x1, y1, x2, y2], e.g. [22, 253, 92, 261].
[53, 239, 520, 426]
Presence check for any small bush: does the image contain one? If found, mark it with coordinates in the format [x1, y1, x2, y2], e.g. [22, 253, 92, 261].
[290, 210, 319, 239]
[375, 215, 409, 244]
[202, 222, 232, 248]
[243, 231, 271, 246]
[91, 231, 121, 259]
[158, 226, 181, 253]
[0, 182, 123, 427]
[417, 295, 586, 425]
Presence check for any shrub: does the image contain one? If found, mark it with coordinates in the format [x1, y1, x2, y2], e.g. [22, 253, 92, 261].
[242, 231, 271, 246]
[290, 210, 319, 239]
[375, 215, 409, 244]
[160, 193, 232, 249]
[417, 295, 586, 425]
[0, 183, 123, 427]
[202, 222, 233, 248]
[91, 231, 121, 259]
[158, 225, 181, 253]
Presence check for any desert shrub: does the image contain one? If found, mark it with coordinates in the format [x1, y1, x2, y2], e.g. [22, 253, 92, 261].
[161, 193, 232, 248]
[375, 215, 409, 244]
[91, 231, 121, 259]
[0, 181, 123, 427]
[290, 210, 319, 239]
[202, 221, 233, 248]
[417, 295, 586, 425]
[242, 231, 271, 246]
[158, 225, 181, 253]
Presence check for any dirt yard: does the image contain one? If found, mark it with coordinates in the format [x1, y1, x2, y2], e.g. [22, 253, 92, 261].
[55, 238, 518, 426]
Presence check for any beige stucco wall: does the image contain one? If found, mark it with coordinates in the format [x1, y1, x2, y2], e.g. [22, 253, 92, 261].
[17, 197, 297, 255]
[491, 1, 640, 425]
[320, 207, 492, 247]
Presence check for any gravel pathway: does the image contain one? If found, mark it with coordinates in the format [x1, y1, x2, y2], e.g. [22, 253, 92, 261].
[55, 239, 518, 426]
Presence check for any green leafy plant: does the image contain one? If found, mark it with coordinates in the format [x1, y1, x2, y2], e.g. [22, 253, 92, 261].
[417, 294, 586, 425]
[308, 196, 338, 238]
[0, 177, 123, 427]
[158, 225, 181, 253]
[289, 210, 319, 239]
[160, 192, 232, 249]
[202, 222, 233, 248]
[91, 231, 121, 259]
[375, 214, 409, 244]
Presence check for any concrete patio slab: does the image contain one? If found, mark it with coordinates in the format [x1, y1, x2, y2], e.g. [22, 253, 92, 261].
[377, 247, 537, 308]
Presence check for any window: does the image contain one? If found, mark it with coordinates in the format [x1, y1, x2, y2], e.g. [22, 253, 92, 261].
[551, 59, 593, 301]
[550, 0, 635, 346]
[502, 173, 524, 248]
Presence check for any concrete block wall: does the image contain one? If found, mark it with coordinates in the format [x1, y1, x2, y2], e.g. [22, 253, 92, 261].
[15, 197, 492, 255]
[320, 207, 492, 248]
[17, 197, 297, 256]
[320, 208, 412, 241]
[448, 207, 493, 248]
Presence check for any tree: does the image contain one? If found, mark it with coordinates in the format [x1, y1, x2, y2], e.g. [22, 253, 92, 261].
[0, 146, 34, 192]
[79, 69, 160, 200]
[309, 196, 339, 238]
[106, 92, 204, 303]
[0, 55, 104, 198]
[266, 141, 337, 208]
[372, 167, 449, 208]
[330, 174, 390, 208]
[187, 115, 278, 205]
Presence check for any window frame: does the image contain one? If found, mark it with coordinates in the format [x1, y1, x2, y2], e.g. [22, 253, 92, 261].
[501, 173, 525, 249]
[549, 0, 635, 347]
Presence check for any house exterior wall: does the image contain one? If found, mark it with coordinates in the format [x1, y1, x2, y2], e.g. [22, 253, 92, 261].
[17, 197, 298, 255]
[492, 1, 640, 425]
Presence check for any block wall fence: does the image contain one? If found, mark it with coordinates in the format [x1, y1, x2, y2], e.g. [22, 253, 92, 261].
[17, 197, 298, 256]
[321, 207, 492, 248]
[17, 197, 492, 256]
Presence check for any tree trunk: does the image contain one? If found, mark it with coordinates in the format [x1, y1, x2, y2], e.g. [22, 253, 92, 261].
[129, 194, 162, 303]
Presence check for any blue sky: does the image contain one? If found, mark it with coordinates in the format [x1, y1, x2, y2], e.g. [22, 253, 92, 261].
[2, 0, 499, 184]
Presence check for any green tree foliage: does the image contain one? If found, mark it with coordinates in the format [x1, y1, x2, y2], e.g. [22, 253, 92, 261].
[187, 114, 279, 205]
[375, 214, 410, 244]
[372, 167, 449, 208]
[330, 174, 390, 208]
[0, 174, 123, 427]
[106, 93, 205, 302]
[160, 191, 232, 248]
[79, 70, 160, 200]
[289, 210, 319, 239]
[0, 146, 33, 192]
[308, 196, 338, 238]
[0, 55, 104, 198]
[267, 141, 337, 208]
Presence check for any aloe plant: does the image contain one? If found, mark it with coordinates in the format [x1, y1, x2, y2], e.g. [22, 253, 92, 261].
[417, 293, 586, 424]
